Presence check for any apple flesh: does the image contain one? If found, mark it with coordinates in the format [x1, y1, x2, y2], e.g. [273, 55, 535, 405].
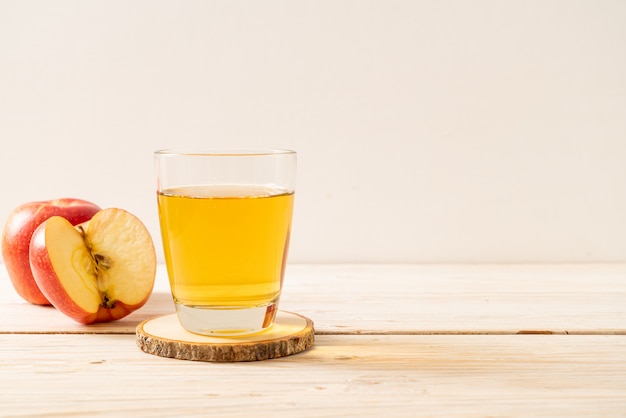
[2, 198, 101, 305]
[29, 208, 156, 324]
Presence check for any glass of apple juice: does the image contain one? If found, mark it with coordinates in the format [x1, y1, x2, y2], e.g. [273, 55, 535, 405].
[154, 149, 296, 336]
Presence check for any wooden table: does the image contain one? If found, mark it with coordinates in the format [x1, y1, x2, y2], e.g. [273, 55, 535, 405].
[1, 264, 625, 417]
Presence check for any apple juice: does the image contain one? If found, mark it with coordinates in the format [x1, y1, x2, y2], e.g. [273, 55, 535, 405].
[157, 184, 294, 314]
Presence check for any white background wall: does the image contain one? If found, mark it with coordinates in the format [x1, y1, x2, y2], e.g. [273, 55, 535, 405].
[1, 0, 625, 264]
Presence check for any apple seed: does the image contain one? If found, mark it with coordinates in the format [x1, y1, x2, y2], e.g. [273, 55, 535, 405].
[76, 224, 115, 308]
[93, 253, 112, 270]
[101, 294, 115, 309]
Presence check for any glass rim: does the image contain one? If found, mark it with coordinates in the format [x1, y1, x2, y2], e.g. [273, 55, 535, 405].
[154, 148, 296, 157]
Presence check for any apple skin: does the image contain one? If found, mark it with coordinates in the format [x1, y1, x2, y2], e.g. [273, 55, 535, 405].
[1, 198, 101, 305]
[29, 209, 156, 324]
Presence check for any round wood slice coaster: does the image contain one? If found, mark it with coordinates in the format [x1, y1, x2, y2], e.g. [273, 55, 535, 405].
[136, 311, 314, 362]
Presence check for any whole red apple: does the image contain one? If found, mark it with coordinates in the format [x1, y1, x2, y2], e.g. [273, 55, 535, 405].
[29, 208, 156, 324]
[2, 198, 101, 305]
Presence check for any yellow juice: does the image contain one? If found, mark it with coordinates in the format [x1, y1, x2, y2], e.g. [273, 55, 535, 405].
[158, 184, 294, 309]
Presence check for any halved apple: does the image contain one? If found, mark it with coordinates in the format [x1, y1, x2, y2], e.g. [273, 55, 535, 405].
[29, 208, 157, 324]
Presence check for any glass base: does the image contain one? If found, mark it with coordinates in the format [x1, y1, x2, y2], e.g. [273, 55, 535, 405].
[174, 302, 278, 337]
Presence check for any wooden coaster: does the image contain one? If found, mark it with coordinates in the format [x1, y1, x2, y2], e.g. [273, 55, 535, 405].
[136, 311, 314, 362]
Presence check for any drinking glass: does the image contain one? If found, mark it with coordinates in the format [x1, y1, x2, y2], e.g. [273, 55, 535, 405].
[155, 149, 296, 336]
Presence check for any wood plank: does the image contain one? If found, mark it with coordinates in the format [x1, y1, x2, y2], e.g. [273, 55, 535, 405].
[0, 286, 176, 334]
[280, 264, 626, 335]
[0, 333, 625, 417]
[1, 264, 626, 335]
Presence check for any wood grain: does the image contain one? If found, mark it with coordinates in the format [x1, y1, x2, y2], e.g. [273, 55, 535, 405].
[1, 333, 625, 417]
[136, 312, 315, 362]
[2, 263, 626, 417]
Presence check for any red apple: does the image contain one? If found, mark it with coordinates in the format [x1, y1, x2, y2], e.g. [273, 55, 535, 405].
[29, 208, 156, 324]
[2, 198, 101, 305]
